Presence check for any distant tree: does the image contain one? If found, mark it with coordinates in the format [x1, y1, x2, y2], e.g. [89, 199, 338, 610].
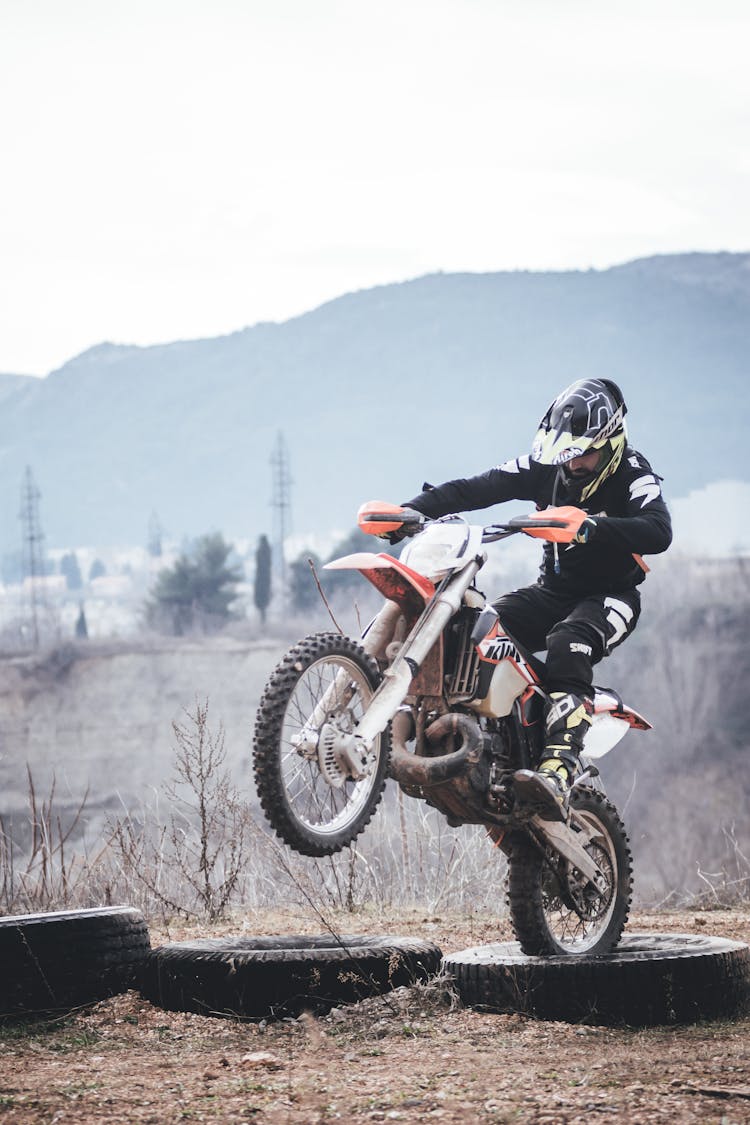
[89, 558, 107, 581]
[289, 551, 323, 613]
[147, 512, 163, 558]
[254, 535, 272, 625]
[60, 552, 83, 590]
[147, 532, 242, 635]
[75, 603, 88, 639]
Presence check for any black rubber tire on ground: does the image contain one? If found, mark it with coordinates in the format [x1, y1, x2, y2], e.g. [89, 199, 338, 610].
[140, 934, 443, 1019]
[0, 906, 151, 1017]
[253, 633, 391, 856]
[442, 933, 750, 1026]
[507, 786, 633, 956]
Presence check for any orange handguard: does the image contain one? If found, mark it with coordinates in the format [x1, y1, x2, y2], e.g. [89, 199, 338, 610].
[520, 505, 590, 543]
[357, 500, 407, 537]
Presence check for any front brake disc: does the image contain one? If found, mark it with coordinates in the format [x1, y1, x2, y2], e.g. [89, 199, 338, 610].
[317, 723, 349, 789]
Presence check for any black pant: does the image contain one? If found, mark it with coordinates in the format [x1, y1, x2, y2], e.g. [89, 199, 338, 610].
[493, 584, 641, 699]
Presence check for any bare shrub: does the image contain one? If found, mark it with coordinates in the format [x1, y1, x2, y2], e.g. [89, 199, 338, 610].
[107, 699, 251, 920]
[601, 554, 750, 903]
[687, 823, 750, 909]
[0, 693, 507, 927]
[247, 790, 509, 924]
[0, 767, 96, 914]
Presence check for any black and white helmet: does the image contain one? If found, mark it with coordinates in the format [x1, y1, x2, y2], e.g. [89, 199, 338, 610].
[531, 379, 628, 501]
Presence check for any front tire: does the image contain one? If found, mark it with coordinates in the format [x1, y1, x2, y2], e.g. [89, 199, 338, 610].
[507, 786, 632, 956]
[253, 633, 390, 856]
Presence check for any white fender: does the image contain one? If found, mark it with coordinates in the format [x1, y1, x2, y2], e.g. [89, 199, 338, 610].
[583, 690, 652, 760]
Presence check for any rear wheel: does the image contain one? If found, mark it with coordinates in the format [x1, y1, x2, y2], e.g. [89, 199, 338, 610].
[508, 786, 632, 956]
[253, 633, 390, 856]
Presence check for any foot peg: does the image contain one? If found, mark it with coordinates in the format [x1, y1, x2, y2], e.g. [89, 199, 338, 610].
[513, 768, 568, 823]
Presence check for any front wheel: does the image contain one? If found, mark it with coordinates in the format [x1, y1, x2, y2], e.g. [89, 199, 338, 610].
[507, 787, 633, 956]
[253, 633, 390, 856]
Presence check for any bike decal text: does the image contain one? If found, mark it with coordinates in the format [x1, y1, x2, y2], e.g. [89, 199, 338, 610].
[478, 638, 519, 663]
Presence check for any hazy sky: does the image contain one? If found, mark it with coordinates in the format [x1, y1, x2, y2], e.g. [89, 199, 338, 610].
[1, 0, 748, 375]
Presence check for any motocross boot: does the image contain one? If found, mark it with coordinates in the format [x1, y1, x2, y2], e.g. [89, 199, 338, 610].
[513, 692, 593, 821]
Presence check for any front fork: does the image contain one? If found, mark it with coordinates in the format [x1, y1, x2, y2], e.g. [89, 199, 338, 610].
[288, 600, 403, 767]
[293, 561, 482, 781]
[355, 559, 482, 749]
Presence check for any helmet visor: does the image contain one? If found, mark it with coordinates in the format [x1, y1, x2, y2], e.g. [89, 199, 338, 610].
[532, 426, 602, 466]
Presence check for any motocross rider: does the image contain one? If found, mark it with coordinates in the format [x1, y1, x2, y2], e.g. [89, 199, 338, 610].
[389, 379, 672, 819]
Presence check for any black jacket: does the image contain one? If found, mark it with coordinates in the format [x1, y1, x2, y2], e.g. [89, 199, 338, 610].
[404, 447, 673, 596]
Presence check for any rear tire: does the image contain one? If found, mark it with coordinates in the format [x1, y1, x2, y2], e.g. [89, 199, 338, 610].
[253, 633, 390, 856]
[508, 786, 632, 956]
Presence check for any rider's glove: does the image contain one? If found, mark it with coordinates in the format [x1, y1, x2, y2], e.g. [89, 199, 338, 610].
[573, 517, 597, 545]
[378, 506, 424, 544]
[379, 527, 408, 544]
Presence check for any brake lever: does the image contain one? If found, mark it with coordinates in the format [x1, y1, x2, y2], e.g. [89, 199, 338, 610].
[506, 517, 569, 529]
[481, 525, 519, 543]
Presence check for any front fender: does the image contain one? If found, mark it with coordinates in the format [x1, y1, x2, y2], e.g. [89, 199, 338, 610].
[324, 552, 435, 615]
[325, 553, 444, 696]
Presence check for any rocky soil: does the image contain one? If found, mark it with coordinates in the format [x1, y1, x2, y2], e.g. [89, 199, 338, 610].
[1, 906, 749, 1124]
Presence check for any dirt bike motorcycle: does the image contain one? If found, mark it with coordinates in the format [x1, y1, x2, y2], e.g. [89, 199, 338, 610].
[253, 502, 650, 956]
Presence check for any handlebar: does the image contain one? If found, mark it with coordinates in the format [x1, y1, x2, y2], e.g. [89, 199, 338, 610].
[506, 516, 571, 529]
[480, 516, 570, 543]
[481, 526, 519, 543]
[358, 502, 585, 545]
[398, 513, 574, 544]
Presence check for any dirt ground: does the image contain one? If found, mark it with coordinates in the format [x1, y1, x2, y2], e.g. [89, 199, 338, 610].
[1, 907, 749, 1125]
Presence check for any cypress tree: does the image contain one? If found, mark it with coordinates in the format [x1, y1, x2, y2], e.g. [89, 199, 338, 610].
[254, 535, 272, 625]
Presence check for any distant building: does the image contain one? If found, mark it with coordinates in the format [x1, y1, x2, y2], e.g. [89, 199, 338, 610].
[22, 575, 66, 595]
[90, 575, 133, 598]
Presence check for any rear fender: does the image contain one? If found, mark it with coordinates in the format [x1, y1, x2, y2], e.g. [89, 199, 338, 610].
[593, 688, 651, 730]
[584, 689, 652, 760]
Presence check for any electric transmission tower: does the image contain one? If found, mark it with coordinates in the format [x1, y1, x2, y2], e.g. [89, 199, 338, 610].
[270, 431, 293, 597]
[19, 466, 47, 649]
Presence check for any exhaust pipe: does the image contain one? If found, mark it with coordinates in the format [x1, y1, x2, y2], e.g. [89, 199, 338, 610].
[389, 711, 483, 788]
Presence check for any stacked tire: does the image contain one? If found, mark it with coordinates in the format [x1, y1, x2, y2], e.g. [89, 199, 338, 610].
[140, 934, 443, 1019]
[442, 933, 750, 1026]
[4, 908, 748, 1029]
[0, 906, 150, 1016]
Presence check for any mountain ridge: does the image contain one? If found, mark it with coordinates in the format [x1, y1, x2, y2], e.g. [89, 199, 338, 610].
[1, 252, 747, 554]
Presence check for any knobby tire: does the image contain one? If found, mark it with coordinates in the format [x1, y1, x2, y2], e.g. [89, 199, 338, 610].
[253, 633, 390, 856]
[507, 786, 633, 956]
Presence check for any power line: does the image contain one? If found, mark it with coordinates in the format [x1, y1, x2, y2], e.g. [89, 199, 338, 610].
[19, 466, 47, 649]
[270, 431, 292, 595]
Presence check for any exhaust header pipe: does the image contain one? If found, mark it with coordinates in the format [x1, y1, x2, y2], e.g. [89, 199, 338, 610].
[389, 711, 483, 788]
